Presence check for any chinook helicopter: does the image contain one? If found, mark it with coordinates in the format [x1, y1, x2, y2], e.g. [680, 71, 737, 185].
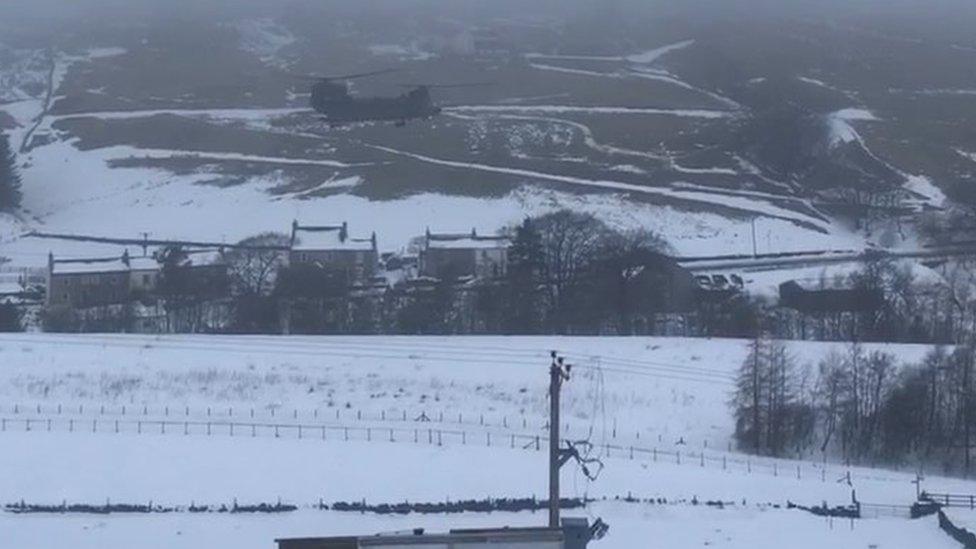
[294, 69, 487, 126]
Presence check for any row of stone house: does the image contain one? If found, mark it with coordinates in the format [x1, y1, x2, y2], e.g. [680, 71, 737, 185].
[288, 221, 510, 284]
[44, 222, 512, 311]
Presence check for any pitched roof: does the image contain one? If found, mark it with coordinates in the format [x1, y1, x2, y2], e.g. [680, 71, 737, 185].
[52, 257, 130, 275]
[291, 221, 376, 252]
[128, 256, 161, 271]
[425, 228, 509, 251]
[427, 237, 510, 250]
[50, 252, 160, 275]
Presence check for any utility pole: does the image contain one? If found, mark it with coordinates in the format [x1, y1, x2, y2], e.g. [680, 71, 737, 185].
[549, 351, 570, 529]
[751, 217, 758, 259]
[964, 349, 972, 478]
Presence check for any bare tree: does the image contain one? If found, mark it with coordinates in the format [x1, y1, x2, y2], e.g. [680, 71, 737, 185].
[224, 232, 290, 296]
[814, 350, 848, 454]
[534, 211, 612, 329]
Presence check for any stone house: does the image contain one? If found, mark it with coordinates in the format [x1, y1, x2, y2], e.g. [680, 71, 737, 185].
[418, 228, 510, 280]
[46, 251, 160, 309]
[289, 221, 379, 284]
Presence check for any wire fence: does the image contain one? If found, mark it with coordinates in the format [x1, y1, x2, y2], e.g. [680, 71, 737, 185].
[858, 502, 914, 519]
[0, 412, 909, 488]
[922, 492, 976, 509]
[0, 401, 733, 451]
[0, 401, 922, 484]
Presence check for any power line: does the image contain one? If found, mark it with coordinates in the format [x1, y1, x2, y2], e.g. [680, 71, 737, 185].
[0, 335, 737, 385]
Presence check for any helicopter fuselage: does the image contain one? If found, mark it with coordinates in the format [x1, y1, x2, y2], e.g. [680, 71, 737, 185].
[310, 83, 441, 124]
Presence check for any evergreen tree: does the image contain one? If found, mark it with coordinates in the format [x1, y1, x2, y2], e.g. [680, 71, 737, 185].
[733, 336, 771, 453]
[504, 218, 545, 334]
[0, 301, 22, 332]
[732, 335, 807, 456]
[0, 133, 22, 210]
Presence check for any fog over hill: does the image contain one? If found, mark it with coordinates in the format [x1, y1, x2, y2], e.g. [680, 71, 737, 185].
[0, 0, 974, 264]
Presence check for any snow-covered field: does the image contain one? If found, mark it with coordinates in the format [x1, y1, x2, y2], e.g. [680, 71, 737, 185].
[2, 501, 960, 549]
[0, 334, 971, 548]
[0, 36, 877, 272]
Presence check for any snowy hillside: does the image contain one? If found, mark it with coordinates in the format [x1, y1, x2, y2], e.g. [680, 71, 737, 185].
[0, 334, 972, 548]
[1, 5, 973, 274]
[0, 17, 896, 268]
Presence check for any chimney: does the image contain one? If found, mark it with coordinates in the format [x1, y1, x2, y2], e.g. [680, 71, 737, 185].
[371, 231, 377, 250]
[122, 249, 130, 266]
[340, 221, 348, 243]
[46, 252, 54, 307]
[291, 220, 299, 245]
[471, 227, 477, 238]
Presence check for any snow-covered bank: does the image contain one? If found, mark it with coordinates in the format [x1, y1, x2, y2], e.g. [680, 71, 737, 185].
[367, 144, 831, 231]
[0, 335, 965, 549]
[0, 503, 956, 549]
[0, 334, 939, 455]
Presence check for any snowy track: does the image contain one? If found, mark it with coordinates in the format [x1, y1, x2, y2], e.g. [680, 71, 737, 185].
[367, 144, 831, 230]
[447, 105, 735, 118]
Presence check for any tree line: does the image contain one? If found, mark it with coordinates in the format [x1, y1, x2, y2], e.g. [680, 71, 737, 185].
[732, 336, 976, 475]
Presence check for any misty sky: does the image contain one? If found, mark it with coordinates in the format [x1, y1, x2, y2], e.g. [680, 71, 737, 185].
[3, 0, 975, 23]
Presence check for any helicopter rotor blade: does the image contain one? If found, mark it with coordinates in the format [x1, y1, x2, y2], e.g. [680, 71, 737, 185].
[397, 82, 494, 89]
[287, 68, 399, 82]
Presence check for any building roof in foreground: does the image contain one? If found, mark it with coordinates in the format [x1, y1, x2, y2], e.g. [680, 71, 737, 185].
[277, 527, 563, 548]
